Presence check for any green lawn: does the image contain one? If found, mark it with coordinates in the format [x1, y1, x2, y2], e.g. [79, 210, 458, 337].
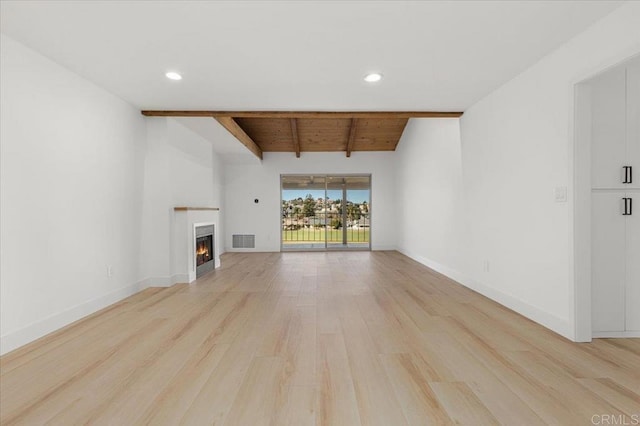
[282, 228, 369, 243]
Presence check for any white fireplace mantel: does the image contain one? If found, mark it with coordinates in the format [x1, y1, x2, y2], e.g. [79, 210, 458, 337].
[172, 207, 220, 284]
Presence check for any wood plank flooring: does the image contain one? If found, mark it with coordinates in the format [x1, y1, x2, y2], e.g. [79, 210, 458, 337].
[1, 251, 639, 425]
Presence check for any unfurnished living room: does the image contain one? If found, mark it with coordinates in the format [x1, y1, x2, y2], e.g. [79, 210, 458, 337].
[1, 1, 639, 424]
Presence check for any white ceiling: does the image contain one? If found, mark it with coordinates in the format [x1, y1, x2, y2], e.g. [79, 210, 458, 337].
[0, 1, 622, 113]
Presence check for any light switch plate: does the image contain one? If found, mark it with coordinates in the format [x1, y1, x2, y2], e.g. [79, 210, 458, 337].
[554, 186, 567, 202]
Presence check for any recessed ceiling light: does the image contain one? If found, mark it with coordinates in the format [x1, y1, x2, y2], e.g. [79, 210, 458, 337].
[364, 72, 383, 83]
[165, 71, 182, 81]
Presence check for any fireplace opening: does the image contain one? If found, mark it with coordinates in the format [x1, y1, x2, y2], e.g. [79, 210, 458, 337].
[196, 235, 212, 266]
[195, 224, 215, 278]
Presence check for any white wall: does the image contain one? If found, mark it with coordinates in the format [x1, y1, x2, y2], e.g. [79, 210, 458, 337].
[396, 119, 466, 271]
[396, 2, 640, 341]
[0, 36, 226, 355]
[139, 117, 224, 287]
[224, 152, 396, 252]
[0, 35, 146, 354]
[461, 2, 640, 340]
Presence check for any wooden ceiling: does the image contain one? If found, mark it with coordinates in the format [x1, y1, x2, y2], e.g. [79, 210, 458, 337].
[141, 111, 463, 159]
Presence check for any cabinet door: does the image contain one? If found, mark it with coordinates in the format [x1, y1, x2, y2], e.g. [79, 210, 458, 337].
[591, 67, 627, 189]
[626, 193, 640, 331]
[626, 57, 640, 189]
[592, 191, 627, 332]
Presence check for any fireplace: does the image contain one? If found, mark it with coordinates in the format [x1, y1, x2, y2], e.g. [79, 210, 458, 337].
[195, 224, 215, 278]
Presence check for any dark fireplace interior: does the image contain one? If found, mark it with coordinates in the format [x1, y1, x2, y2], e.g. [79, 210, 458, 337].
[196, 235, 213, 267]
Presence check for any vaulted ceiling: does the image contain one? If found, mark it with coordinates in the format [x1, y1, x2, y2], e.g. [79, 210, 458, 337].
[141, 111, 463, 158]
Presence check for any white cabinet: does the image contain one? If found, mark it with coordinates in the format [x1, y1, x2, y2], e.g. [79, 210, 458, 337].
[591, 192, 627, 332]
[627, 59, 640, 190]
[591, 67, 627, 189]
[591, 56, 640, 335]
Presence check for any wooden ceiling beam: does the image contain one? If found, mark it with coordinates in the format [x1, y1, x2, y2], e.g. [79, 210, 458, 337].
[346, 118, 358, 158]
[290, 118, 300, 158]
[214, 117, 263, 160]
[141, 110, 463, 119]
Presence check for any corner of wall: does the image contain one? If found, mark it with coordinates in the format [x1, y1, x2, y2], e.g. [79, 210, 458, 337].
[395, 248, 574, 341]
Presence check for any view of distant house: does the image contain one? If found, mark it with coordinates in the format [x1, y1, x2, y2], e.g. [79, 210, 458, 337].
[282, 194, 369, 230]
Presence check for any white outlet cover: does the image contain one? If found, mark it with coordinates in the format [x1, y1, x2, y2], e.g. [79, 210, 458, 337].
[554, 186, 567, 202]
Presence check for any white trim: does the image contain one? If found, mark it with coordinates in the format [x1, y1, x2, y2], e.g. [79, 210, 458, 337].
[372, 245, 397, 251]
[397, 249, 574, 341]
[592, 331, 640, 338]
[572, 52, 640, 342]
[225, 248, 279, 253]
[573, 81, 594, 342]
[137, 276, 173, 288]
[0, 282, 143, 356]
[172, 274, 189, 285]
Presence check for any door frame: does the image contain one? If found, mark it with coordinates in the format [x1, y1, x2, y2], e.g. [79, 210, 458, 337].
[573, 52, 640, 342]
[279, 173, 372, 252]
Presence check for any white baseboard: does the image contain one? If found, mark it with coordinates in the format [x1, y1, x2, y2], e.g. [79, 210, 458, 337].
[592, 331, 640, 338]
[0, 282, 143, 356]
[225, 248, 280, 253]
[173, 256, 221, 285]
[171, 274, 189, 285]
[372, 245, 397, 251]
[396, 248, 574, 341]
[137, 276, 174, 288]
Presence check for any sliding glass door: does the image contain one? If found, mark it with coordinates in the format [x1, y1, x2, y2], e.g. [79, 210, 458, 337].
[281, 175, 327, 250]
[281, 174, 371, 251]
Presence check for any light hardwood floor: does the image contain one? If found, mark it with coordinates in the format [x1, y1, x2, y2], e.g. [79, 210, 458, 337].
[1, 251, 639, 425]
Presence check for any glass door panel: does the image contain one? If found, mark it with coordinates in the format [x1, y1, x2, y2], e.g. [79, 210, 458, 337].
[326, 176, 346, 248]
[281, 175, 326, 250]
[346, 180, 370, 249]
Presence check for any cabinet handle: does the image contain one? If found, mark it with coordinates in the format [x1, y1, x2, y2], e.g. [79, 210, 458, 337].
[623, 166, 633, 184]
[623, 197, 633, 216]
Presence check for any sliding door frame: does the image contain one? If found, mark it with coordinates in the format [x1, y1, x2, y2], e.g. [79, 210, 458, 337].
[280, 173, 372, 252]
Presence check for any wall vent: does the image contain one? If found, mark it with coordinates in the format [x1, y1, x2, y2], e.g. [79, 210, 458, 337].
[232, 234, 255, 248]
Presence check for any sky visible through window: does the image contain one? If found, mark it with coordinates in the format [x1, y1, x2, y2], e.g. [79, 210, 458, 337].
[282, 189, 370, 203]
